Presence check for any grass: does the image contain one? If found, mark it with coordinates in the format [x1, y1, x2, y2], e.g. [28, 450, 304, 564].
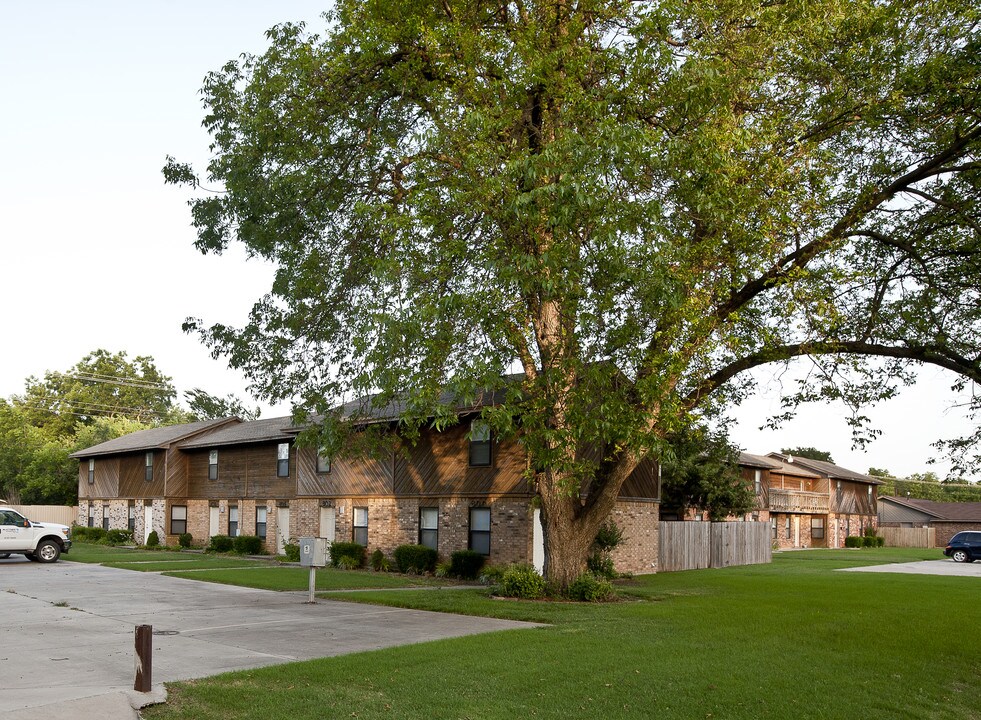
[143, 547, 980, 720]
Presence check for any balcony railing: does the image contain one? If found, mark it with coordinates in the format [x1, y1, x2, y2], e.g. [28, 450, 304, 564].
[768, 488, 828, 514]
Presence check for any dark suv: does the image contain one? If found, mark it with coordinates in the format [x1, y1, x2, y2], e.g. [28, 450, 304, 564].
[943, 531, 981, 563]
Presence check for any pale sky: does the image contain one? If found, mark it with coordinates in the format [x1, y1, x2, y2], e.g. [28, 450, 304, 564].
[0, 2, 975, 480]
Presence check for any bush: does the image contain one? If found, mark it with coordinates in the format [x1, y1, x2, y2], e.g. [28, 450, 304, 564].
[566, 573, 615, 602]
[845, 535, 863, 548]
[587, 552, 617, 579]
[498, 563, 546, 599]
[177, 532, 193, 548]
[593, 520, 624, 552]
[72, 526, 107, 542]
[435, 562, 452, 578]
[207, 535, 234, 553]
[393, 544, 439, 574]
[449, 550, 486, 580]
[370, 548, 392, 572]
[146, 530, 160, 547]
[233, 535, 264, 555]
[863, 525, 878, 538]
[876, 535, 885, 547]
[106, 529, 134, 546]
[479, 564, 505, 585]
[330, 541, 366, 569]
[283, 540, 300, 562]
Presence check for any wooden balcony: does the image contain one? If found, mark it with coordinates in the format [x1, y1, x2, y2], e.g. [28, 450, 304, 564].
[768, 488, 828, 514]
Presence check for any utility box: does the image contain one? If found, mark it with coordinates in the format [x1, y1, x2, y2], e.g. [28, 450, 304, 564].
[299, 537, 330, 567]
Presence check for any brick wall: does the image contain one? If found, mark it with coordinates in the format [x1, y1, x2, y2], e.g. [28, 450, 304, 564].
[934, 522, 981, 547]
[609, 500, 659, 575]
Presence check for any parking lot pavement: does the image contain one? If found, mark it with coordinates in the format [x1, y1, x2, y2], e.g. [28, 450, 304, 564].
[838, 558, 981, 577]
[0, 557, 541, 717]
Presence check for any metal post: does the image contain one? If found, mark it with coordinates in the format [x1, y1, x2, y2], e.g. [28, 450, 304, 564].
[308, 566, 317, 603]
[135, 624, 152, 692]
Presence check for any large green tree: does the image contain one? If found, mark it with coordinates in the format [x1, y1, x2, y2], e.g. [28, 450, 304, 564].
[16, 349, 178, 438]
[168, 0, 981, 586]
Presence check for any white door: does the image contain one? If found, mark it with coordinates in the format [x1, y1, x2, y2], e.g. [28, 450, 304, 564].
[143, 505, 153, 544]
[276, 506, 290, 555]
[319, 507, 336, 561]
[532, 508, 545, 574]
[209, 507, 220, 538]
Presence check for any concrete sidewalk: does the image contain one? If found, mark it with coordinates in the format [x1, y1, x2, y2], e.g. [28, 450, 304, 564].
[0, 557, 541, 718]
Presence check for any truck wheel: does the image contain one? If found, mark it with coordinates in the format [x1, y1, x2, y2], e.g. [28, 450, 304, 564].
[26, 553, 40, 561]
[36, 540, 61, 563]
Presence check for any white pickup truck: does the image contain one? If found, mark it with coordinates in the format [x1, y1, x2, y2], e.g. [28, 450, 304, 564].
[0, 506, 72, 562]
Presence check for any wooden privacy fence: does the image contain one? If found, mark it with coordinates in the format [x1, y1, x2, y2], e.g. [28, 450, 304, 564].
[880, 526, 936, 548]
[659, 521, 772, 572]
[5, 505, 78, 526]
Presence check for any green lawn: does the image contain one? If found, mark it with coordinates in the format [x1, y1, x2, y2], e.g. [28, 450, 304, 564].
[143, 548, 979, 720]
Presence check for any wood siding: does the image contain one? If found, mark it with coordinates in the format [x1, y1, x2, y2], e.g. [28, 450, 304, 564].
[620, 457, 659, 500]
[186, 444, 295, 499]
[164, 447, 188, 498]
[832, 481, 876, 515]
[393, 425, 529, 497]
[296, 447, 394, 496]
[78, 457, 119, 499]
[119, 451, 166, 498]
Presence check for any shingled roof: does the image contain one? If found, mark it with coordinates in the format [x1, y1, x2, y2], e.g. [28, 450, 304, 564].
[177, 416, 296, 449]
[70, 417, 240, 458]
[738, 452, 782, 469]
[767, 453, 882, 485]
[880, 496, 981, 522]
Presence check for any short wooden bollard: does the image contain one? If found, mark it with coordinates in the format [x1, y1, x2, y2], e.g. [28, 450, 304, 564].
[135, 624, 152, 692]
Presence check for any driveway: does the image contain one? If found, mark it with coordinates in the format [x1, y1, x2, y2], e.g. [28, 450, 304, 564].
[838, 558, 981, 577]
[0, 557, 540, 717]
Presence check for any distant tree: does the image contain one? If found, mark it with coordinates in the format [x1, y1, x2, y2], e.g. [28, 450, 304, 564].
[781, 447, 835, 463]
[0, 401, 76, 505]
[867, 467, 894, 478]
[15, 350, 177, 438]
[184, 388, 261, 421]
[661, 428, 757, 521]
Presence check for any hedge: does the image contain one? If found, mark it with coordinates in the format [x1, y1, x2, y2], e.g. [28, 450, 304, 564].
[330, 541, 366, 569]
[393, 544, 438, 574]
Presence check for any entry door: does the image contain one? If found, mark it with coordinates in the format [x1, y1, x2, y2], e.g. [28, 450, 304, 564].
[276, 506, 290, 555]
[143, 505, 154, 544]
[794, 516, 801, 547]
[532, 508, 545, 574]
[319, 507, 336, 561]
[209, 507, 220, 538]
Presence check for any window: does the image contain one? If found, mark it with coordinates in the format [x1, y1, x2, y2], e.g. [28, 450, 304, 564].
[754, 469, 762, 494]
[102, 505, 110, 531]
[771, 518, 778, 539]
[228, 505, 239, 537]
[128, 503, 136, 532]
[811, 517, 825, 540]
[256, 506, 267, 539]
[88, 458, 95, 485]
[88, 504, 95, 528]
[353, 507, 368, 546]
[419, 507, 438, 550]
[170, 505, 187, 535]
[145, 452, 154, 481]
[208, 450, 219, 481]
[784, 516, 791, 538]
[469, 420, 491, 467]
[277, 443, 290, 478]
[317, 453, 331, 473]
[469, 507, 491, 555]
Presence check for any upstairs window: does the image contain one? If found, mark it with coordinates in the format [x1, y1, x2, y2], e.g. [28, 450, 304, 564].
[208, 450, 219, 481]
[277, 443, 290, 478]
[145, 452, 154, 481]
[753, 469, 762, 494]
[88, 458, 95, 484]
[469, 420, 491, 467]
[317, 452, 331, 474]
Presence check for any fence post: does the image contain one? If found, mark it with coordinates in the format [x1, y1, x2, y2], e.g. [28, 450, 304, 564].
[135, 624, 152, 692]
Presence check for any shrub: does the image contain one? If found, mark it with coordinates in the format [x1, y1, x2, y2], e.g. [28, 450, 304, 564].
[233, 535, 264, 555]
[370, 548, 392, 572]
[566, 573, 615, 602]
[393, 544, 439, 574]
[498, 563, 546, 599]
[283, 540, 300, 562]
[479, 564, 505, 585]
[845, 535, 863, 548]
[435, 562, 452, 578]
[863, 525, 878, 538]
[876, 535, 885, 547]
[72, 526, 105, 542]
[449, 550, 486, 580]
[146, 530, 160, 547]
[587, 552, 617, 579]
[177, 532, 193, 548]
[106, 529, 133, 546]
[207, 534, 234, 553]
[330, 541, 366, 569]
[593, 520, 624, 552]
